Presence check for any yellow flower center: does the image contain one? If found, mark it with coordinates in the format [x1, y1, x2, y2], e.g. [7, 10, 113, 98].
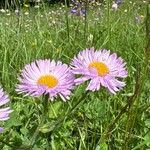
[88, 61, 109, 76]
[37, 75, 58, 88]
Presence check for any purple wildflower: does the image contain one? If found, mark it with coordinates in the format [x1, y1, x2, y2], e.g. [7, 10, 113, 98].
[71, 48, 128, 94]
[0, 87, 13, 133]
[16, 59, 75, 101]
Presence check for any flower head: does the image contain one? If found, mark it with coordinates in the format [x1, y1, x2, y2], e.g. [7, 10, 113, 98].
[16, 59, 75, 101]
[71, 1, 86, 16]
[0, 87, 13, 133]
[71, 48, 128, 94]
[112, 2, 118, 11]
[115, 0, 123, 5]
[71, 7, 86, 15]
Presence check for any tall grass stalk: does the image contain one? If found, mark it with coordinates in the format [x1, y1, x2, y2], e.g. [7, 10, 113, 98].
[65, 0, 70, 41]
[84, 0, 88, 41]
[123, 2, 150, 149]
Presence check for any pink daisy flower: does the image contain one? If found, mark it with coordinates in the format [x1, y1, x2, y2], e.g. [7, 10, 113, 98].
[16, 59, 75, 101]
[0, 87, 13, 133]
[71, 48, 128, 94]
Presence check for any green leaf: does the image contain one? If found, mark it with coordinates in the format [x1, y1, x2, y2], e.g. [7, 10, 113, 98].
[39, 122, 55, 133]
[100, 143, 108, 150]
[4, 111, 22, 128]
[20, 127, 28, 135]
[48, 101, 62, 118]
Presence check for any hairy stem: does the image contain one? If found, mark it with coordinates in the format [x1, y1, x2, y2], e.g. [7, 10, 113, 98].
[29, 94, 49, 147]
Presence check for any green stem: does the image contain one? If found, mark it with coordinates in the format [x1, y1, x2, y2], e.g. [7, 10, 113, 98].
[29, 94, 49, 147]
[29, 91, 89, 147]
[107, 0, 110, 33]
[98, 64, 142, 145]
[123, 2, 150, 149]
[65, 0, 70, 41]
[51, 91, 89, 133]
[98, 4, 150, 144]
[84, 0, 88, 40]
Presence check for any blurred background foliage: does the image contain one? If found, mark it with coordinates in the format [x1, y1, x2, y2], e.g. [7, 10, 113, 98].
[0, 0, 105, 9]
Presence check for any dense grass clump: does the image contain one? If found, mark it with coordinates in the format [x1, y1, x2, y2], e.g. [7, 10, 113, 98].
[0, 0, 149, 149]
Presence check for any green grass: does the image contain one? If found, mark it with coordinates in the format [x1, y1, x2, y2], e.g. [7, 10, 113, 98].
[0, 0, 150, 149]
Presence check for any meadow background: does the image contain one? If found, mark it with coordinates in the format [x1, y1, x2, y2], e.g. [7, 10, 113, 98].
[0, 0, 150, 149]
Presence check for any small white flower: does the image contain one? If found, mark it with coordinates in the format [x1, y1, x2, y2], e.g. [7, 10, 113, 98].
[124, 9, 127, 13]
[34, 5, 40, 8]
[15, 9, 19, 14]
[0, 9, 6, 13]
[52, 20, 56, 24]
[25, 24, 29, 28]
[24, 12, 29, 15]
[112, 3, 118, 11]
